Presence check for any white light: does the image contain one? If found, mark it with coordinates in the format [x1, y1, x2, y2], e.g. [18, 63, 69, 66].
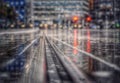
[74, 24, 77, 28]
[11, 24, 15, 28]
[30, 24, 33, 28]
[59, 25, 62, 28]
[21, 24, 25, 28]
[78, 24, 82, 28]
[40, 24, 43, 27]
[92, 71, 112, 78]
[44, 24, 48, 28]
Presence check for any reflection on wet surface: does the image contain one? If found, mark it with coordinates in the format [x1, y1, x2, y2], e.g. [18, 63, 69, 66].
[49, 29, 120, 83]
[0, 29, 120, 83]
[0, 33, 36, 83]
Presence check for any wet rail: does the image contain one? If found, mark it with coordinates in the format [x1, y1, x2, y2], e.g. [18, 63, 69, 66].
[0, 29, 40, 83]
[45, 36, 94, 83]
[44, 29, 120, 83]
[0, 29, 119, 83]
[0, 38, 38, 67]
[0, 36, 40, 83]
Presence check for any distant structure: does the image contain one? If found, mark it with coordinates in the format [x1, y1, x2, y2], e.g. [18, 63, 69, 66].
[90, 0, 120, 28]
[4, 0, 26, 22]
[30, 0, 89, 25]
[114, 0, 120, 22]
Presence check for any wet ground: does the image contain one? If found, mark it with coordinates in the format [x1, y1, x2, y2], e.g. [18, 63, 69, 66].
[45, 29, 120, 83]
[0, 30, 39, 83]
[0, 29, 120, 83]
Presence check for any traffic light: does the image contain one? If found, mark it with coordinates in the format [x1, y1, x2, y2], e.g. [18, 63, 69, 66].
[72, 16, 79, 23]
[85, 16, 92, 22]
[115, 23, 120, 28]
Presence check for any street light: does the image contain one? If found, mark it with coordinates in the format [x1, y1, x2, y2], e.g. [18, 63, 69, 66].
[72, 16, 79, 23]
[21, 24, 25, 28]
[29, 23, 33, 28]
[85, 16, 92, 23]
[10, 24, 15, 28]
[44, 24, 48, 28]
[39, 24, 43, 27]
[78, 24, 82, 29]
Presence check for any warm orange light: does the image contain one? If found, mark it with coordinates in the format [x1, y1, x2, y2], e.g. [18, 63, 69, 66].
[86, 29, 92, 72]
[29, 24, 33, 28]
[72, 16, 79, 23]
[86, 29, 91, 52]
[73, 30, 78, 55]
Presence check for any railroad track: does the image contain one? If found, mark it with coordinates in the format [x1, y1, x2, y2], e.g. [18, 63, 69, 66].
[0, 36, 40, 83]
[45, 40, 73, 83]
[45, 37, 93, 83]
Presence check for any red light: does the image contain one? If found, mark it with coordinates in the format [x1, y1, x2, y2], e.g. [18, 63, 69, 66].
[86, 29, 91, 53]
[73, 30, 78, 55]
[86, 16, 92, 22]
[72, 16, 79, 23]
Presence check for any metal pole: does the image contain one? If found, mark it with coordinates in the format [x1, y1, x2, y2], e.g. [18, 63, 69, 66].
[105, 1, 108, 29]
[111, 0, 117, 64]
[113, 0, 116, 23]
[31, 0, 34, 28]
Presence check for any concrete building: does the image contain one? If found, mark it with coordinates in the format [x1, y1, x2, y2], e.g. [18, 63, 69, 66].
[30, 0, 89, 25]
[113, 0, 120, 22]
[90, 0, 120, 28]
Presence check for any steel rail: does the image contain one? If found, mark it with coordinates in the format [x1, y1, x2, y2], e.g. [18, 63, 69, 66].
[45, 39, 62, 83]
[46, 36, 93, 83]
[0, 38, 35, 56]
[20, 36, 43, 83]
[50, 37, 120, 72]
[1, 36, 40, 67]
[39, 35, 46, 83]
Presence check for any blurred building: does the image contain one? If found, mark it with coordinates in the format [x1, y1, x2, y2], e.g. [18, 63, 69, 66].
[30, 0, 89, 25]
[114, 0, 120, 22]
[90, 0, 120, 28]
[26, 0, 32, 24]
[4, 0, 26, 23]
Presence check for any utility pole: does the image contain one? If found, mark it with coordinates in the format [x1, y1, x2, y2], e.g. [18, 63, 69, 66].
[113, 0, 116, 23]
[112, 0, 116, 64]
[105, 0, 109, 29]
